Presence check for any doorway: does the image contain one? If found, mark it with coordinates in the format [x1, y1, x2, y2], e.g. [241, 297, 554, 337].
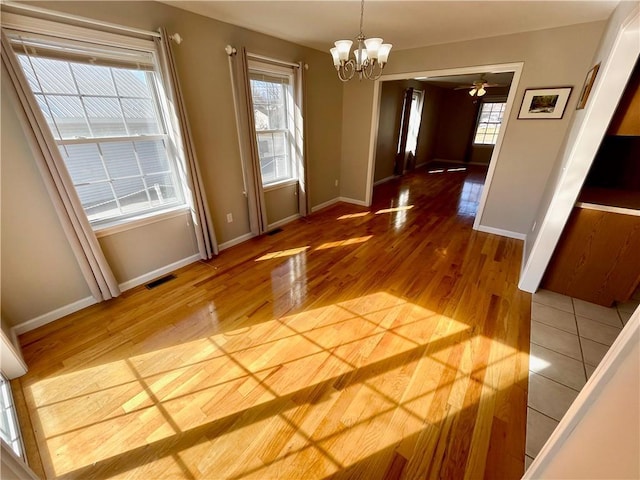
[366, 62, 524, 230]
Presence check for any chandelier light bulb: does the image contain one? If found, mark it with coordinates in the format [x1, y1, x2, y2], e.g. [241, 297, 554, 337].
[334, 40, 353, 61]
[377, 43, 392, 64]
[330, 47, 340, 67]
[364, 37, 383, 59]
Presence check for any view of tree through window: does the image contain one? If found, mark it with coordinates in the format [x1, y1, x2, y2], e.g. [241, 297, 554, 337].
[16, 52, 183, 224]
[474, 102, 506, 145]
[249, 72, 294, 185]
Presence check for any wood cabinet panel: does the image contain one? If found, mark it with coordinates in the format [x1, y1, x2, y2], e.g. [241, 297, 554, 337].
[542, 207, 640, 306]
[607, 58, 640, 136]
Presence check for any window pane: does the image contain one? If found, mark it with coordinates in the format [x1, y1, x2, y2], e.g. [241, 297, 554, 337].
[112, 177, 149, 212]
[0, 375, 23, 458]
[18, 56, 40, 93]
[122, 99, 161, 134]
[28, 57, 75, 94]
[100, 142, 140, 178]
[71, 63, 116, 96]
[136, 140, 170, 174]
[60, 143, 107, 184]
[40, 94, 91, 139]
[84, 97, 127, 136]
[146, 173, 178, 203]
[113, 70, 152, 98]
[77, 182, 116, 217]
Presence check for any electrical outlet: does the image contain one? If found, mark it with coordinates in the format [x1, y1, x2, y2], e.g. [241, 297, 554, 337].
[226, 213, 233, 223]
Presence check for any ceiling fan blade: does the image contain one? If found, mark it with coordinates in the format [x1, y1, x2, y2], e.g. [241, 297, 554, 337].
[454, 85, 473, 90]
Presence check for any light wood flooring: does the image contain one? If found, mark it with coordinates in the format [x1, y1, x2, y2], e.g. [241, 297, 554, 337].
[13, 165, 531, 479]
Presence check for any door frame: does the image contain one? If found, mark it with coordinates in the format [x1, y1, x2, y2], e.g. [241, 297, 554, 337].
[365, 62, 524, 232]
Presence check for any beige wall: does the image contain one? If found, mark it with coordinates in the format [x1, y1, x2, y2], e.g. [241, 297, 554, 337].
[341, 21, 606, 234]
[265, 184, 299, 226]
[1, 83, 93, 325]
[1, 1, 343, 327]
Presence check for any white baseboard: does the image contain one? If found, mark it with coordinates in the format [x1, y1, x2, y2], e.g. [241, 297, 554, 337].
[219, 232, 255, 251]
[373, 175, 398, 186]
[474, 224, 526, 240]
[267, 214, 301, 231]
[12, 296, 98, 336]
[338, 196, 369, 207]
[11, 254, 202, 336]
[311, 197, 340, 213]
[118, 254, 201, 291]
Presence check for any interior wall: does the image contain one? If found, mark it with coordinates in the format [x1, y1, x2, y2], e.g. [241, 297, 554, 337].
[433, 89, 479, 162]
[341, 21, 606, 234]
[1, 1, 343, 328]
[264, 184, 299, 226]
[521, 2, 639, 291]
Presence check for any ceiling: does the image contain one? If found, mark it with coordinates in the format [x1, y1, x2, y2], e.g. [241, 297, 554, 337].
[417, 72, 515, 89]
[160, 1, 618, 52]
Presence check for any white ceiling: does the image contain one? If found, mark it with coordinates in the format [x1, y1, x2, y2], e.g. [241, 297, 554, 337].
[160, 1, 618, 52]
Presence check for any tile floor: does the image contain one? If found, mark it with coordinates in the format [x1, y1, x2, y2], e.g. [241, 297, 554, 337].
[524, 289, 639, 470]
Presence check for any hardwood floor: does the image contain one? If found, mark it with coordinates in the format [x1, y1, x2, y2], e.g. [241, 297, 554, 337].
[13, 164, 531, 479]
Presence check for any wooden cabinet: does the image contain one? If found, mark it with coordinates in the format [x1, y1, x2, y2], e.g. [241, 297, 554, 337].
[607, 58, 640, 136]
[542, 206, 640, 306]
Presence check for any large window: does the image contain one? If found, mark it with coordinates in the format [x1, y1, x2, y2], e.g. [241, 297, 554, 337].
[473, 101, 506, 145]
[249, 68, 296, 186]
[0, 375, 23, 459]
[8, 32, 184, 226]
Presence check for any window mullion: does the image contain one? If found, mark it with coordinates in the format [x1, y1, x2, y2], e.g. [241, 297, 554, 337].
[67, 63, 96, 138]
[94, 142, 123, 214]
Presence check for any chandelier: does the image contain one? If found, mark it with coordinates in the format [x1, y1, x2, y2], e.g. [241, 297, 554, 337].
[329, 0, 392, 81]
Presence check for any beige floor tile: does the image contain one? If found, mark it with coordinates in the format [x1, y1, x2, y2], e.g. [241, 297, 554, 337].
[530, 321, 582, 361]
[581, 337, 610, 367]
[526, 408, 559, 457]
[619, 310, 633, 326]
[528, 372, 579, 422]
[529, 343, 586, 390]
[585, 363, 596, 380]
[525, 455, 534, 471]
[617, 299, 640, 314]
[573, 299, 622, 327]
[533, 289, 574, 313]
[577, 316, 622, 346]
[531, 303, 577, 334]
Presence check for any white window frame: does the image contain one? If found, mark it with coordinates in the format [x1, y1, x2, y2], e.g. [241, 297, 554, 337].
[247, 60, 299, 187]
[3, 13, 188, 231]
[473, 99, 507, 146]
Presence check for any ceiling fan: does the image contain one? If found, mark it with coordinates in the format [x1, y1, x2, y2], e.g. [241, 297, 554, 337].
[455, 76, 505, 97]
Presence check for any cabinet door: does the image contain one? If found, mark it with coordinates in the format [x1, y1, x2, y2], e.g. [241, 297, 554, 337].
[542, 208, 640, 306]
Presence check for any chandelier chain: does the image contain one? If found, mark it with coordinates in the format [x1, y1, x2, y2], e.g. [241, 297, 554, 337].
[359, 0, 365, 36]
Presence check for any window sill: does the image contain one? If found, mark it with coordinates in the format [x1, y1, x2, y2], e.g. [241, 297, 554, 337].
[263, 179, 298, 192]
[93, 205, 190, 238]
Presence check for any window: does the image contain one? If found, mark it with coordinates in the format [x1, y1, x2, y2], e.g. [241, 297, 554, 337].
[474, 101, 506, 145]
[249, 67, 296, 186]
[0, 375, 24, 459]
[8, 32, 184, 226]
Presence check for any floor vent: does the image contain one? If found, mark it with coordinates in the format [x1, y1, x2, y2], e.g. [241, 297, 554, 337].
[145, 274, 176, 290]
[267, 228, 283, 236]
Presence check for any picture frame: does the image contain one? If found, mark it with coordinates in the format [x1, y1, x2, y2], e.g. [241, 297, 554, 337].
[518, 87, 573, 119]
[576, 63, 600, 110]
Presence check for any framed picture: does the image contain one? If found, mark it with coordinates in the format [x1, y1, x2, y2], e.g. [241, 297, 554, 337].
[518, 87, 573, 119]
[577, 63, 600, 110]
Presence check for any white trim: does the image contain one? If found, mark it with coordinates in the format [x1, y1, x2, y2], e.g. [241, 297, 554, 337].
[519, 6, 640, 293]
[373, 175, 398, 186]
[339, 196, 369, 207]
[2, 2, 161, 39]
[263, 178, 298, 193]
[1, 328, 28, 379]
[311, 197, 340, 213]
[246, 52, 300, 69]
[117, 254, 200, 291]
[267, 213, 301, 231]
[475, 225, 526, 240]
[365, 79, 382, 206]
[219, 232, 256, 251]
[524, 308, 639, 478]
[576, 202, 640, 216]
[94, 207, 190, 238]
[1, 12, 156, 52]
[11, 296, 98, 336]
[1, 442, 38, 480]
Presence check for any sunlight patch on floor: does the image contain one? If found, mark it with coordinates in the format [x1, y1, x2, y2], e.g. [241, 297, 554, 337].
[26, 291, 527, 478]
